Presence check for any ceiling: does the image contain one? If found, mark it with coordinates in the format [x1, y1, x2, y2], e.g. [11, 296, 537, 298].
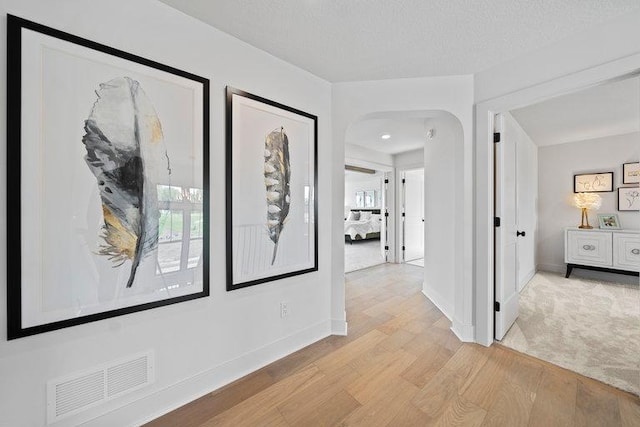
[157, 0, 638, 82]
[510, 76, 640, 146]
[346, 117, 428, 155]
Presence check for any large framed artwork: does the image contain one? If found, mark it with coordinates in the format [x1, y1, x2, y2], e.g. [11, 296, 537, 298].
[573, 172, 613, 193]
[226, 87, 318, 290]
[7, 16, 210, 339]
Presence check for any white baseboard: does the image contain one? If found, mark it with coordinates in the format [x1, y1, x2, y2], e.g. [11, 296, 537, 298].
[517, 268, 536, 292]
[421, 283, 453, 321]
[451, 318, 475, 343]
[537, 263, 565, 274]
[89, 319, 332, 427]
[331, 318, 348, 336]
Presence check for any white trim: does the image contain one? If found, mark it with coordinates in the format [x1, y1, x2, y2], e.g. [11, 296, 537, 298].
[537, 263, 566, 274]
[331, 318, 348, 335]
[517, 268, 536, 292]
[91, 320, 332, 427]
[451, 319, 475, 343]
[422, 283, 453, 321]
[474, 53, 640, 347]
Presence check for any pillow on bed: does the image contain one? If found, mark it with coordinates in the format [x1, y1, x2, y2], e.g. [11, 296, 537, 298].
[359, 211, 372, 221]
[371, 213, 382, 223]
[347, 211, 360, 221]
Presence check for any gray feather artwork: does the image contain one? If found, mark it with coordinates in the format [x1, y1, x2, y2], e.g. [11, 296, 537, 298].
[82, 76, 170, 287]
[264, 127, 291, 265]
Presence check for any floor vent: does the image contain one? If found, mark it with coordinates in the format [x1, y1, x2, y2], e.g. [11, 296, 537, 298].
[47, 350, 154, 424]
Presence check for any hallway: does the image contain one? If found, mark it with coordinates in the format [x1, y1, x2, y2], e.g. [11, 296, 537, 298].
[149, 264, 640, 426]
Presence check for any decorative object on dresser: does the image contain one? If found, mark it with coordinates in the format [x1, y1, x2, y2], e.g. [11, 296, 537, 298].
[622, 162, 639, 184]
[597, 214, 620, 229]
[573, 172, 613, 193]
[617, 187, 640, 211]
[564, 228, 640, 278]
[572, 193, 601, 229]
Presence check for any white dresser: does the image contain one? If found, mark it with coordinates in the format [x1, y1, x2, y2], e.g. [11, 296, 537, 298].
[564, 228, 640, 278]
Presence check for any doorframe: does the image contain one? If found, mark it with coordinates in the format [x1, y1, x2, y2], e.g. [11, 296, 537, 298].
[474, 56, 640, 346]
[397, 166, 425, 264]
[344, 157, 395, 265]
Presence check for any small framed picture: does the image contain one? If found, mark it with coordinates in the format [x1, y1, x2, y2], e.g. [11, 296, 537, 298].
[355, 191, 365, 208]
[597, 214, 621, 229]
[573, 172, 614, 193]
[622, 162, 640, 184]
[618, 187, 640, 211]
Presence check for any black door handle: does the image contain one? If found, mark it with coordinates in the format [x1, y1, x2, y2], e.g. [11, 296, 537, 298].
[517, 230, 526, 237]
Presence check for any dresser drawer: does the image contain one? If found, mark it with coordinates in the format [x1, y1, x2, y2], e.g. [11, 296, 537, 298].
[566, 230, 612, 267]
[613, 233, 640, 272]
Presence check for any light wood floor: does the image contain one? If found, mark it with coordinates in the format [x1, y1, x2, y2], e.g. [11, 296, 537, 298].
[147, 264, 640, 427]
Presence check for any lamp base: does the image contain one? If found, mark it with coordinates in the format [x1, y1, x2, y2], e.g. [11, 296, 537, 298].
[578, 225, 593, 229]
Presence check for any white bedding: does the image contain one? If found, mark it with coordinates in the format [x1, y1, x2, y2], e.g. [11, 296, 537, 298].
[344, 215, 381, 239]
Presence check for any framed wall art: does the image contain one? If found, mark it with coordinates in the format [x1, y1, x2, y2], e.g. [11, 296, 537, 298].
[618, 187, 640, 211]
[573, 172, 613, 193]
[597, 214, 620, 229]
[226, 87, 318, 290]
[622, 162, 640, 184]
[7, 15, 210, 339]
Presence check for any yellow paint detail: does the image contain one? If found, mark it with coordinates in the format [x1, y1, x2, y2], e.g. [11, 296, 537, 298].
[149, 116, 164, 143]
[102, 205, 137, 259]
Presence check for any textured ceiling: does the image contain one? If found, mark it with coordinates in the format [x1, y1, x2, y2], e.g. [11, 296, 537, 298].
[511, 76, 640, 147]
[157, 0, 639, 82]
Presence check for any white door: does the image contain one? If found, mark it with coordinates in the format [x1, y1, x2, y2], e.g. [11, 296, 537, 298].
[516, 133, 537, 289]
[381, 173, 390, 261]
[495, 114, 519, 340]
[403, 169, 424, 262]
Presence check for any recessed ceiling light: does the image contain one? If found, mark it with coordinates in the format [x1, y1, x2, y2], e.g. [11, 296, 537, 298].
[381, 134, 391, 140]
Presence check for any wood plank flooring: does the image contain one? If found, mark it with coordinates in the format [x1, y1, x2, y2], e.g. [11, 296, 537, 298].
[147, 263, 640, 427]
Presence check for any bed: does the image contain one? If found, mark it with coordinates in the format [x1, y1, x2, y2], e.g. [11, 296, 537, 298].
[344, 209, 382, 243]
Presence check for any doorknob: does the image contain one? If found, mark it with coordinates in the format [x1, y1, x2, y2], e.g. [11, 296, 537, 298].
[517, 230, 526, 237]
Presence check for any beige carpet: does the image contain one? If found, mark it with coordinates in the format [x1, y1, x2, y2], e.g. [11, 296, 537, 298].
[344, 239, 385, 273]
[501, 271, 640, 395]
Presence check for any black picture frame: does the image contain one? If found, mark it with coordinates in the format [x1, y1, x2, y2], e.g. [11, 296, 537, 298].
[618, 187, 640, 211]
[226, 87, 318, 291]
[7, 15, 210, 339]
[573, 172, 614, 193]
[622, 162, 640, 184]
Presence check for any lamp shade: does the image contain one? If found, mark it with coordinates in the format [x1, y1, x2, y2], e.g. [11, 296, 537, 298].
[573, 193, 602, 210]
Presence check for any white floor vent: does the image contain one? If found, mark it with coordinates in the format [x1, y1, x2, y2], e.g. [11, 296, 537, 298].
[47, 350, 154, 424]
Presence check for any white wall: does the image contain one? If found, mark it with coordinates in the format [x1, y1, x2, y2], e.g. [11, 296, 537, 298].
[332, 77, 475, 341]
[345, 143, 393, 169]
[537, 132, 640, 278]
[344, 173, 383, 209]
[473, 11, 640, 345]
[394, 148, 424, 169]
[0, 1, 333, 426]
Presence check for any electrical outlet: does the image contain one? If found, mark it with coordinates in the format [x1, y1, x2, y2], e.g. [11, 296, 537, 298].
[280, 302, 288, 318]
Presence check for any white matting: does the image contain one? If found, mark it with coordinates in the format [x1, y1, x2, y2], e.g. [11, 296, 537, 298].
[501, 271, 640, 395]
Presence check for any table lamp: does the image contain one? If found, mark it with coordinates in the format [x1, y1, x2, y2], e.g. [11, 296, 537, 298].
[573, 193, 601, 229]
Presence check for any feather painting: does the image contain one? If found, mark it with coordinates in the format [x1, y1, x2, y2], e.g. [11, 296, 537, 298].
[264, 127, 291, 264]
[83, 76, 170, 287]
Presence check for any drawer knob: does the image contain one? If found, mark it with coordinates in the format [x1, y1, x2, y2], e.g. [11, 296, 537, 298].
[632, 249, 640, 255]
[582, 244, 595, 251]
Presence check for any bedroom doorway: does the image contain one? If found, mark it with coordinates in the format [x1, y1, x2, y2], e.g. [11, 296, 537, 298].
[402, 168, 424, 266]
[344, 166, 388, 273]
